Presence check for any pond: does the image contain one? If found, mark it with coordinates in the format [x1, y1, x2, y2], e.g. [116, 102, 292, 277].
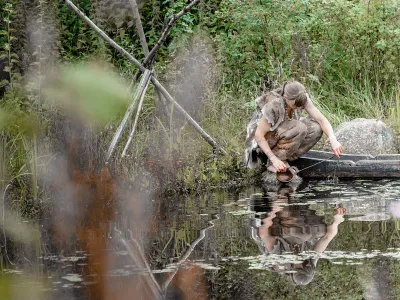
[1, 179, 400, 299]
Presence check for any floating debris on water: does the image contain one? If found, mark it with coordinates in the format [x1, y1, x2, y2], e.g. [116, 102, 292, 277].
[230, 210, 255, 215]
[62, 274, 83, 282]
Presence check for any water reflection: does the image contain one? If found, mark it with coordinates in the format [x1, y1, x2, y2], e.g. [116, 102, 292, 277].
[250, 186, 346, 285]
[2, 179, 400, 299]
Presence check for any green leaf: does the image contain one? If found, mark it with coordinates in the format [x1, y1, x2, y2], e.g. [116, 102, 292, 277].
[47, 63, 131, 124]
[0, 79, 9, 86]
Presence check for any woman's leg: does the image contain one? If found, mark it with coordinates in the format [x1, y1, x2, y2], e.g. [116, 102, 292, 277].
[245, 119, 315, 170]
[294, 119, 323, 158]
[269, 120, 308, 162]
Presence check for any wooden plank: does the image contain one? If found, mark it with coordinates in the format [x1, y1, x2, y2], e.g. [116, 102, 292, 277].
[303, 150, 400, 162]
[292, 157, 400, 178]
[302, 150, 374, 161]
[375, 154, 400, 160]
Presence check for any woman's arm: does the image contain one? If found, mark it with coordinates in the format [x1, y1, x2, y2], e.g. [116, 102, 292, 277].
[254, 116, 287, 172]
[305, 102, 344, 158]
[259, 206, 282, 252]
[313, 206, 346, 253]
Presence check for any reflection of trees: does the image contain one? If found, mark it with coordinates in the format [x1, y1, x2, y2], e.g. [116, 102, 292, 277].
[162, 213, 219, 290]
[115, 213, 219, 298]
[115, 228, 162, 298]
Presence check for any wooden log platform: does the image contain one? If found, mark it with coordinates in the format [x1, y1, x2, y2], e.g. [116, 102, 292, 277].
[291, 150, 400, 178]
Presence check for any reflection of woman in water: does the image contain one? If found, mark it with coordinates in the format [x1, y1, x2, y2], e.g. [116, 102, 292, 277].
[250, 187, 346, 285]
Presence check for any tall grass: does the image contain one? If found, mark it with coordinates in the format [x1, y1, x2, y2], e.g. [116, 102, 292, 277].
[388, 87, 400, 149]
[309, 78, 400, 128]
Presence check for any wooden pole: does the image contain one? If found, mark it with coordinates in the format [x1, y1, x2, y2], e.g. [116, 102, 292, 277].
[114, 228, 162, 298]
[128, 0, 149, 56]
[128, 0, 170, 119]
[151, 78, 225, 154]
[131, 0, 202, 83]
[65, 0, 145, 71]
[121, 74, 151, 157]
[162, 214, 219, 290]
[65, 0, 225, 154]
[143, 0, 202, 67]
[106, 70, 152, 161]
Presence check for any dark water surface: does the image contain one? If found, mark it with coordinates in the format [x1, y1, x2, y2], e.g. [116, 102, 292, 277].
[2, 179, 400, 299]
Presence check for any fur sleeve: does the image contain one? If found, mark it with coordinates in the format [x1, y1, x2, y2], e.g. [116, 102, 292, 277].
[261, 100, 280, 127]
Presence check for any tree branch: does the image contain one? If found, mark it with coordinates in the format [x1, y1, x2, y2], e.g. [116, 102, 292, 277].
[143, 0, 202, 67]
[162, 213, 219, 290]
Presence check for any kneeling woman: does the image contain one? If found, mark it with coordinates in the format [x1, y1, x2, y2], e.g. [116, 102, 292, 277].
[245, 81, 343, 173]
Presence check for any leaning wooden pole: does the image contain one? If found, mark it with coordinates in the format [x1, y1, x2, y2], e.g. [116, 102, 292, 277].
[151, 79, 225, 154]
[106, 70, 152, 161]
[143, 0, 201, 67]
[65, 0, 144, 70]
[121, 74, 151, 157]
[131, 0, 201, 83]
[162, 214, 219, 290]
[65, 0, 225, 154]
[114, 228, 162, 299]
[128, 0, 149, 56]
[128, 0, 170, 120]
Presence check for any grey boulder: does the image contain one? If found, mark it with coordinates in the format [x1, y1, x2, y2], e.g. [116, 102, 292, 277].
[322, 118, 398, 156]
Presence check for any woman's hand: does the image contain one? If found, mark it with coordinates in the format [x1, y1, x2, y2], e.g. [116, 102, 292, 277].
[333, 205, 346, 224]
[271, 157, 287, 172]
[330, 136, 344, 158]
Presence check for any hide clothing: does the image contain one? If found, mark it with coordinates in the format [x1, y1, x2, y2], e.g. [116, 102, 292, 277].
[245, 88, 322, 168]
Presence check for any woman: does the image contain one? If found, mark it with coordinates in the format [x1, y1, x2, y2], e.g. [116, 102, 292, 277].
[245, 81, 343, 172]
[250, 187, 346, 285]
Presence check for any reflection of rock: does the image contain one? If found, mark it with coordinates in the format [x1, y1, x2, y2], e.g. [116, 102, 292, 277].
[343, 198, 393, 221]
[390, 202, 400, 219]
[322, 118, 398, 155]
[343, 199, 389, 216]
[348, 213, 391, 222]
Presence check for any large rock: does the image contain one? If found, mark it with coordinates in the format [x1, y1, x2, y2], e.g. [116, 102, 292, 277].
[322, 118, 398, 156]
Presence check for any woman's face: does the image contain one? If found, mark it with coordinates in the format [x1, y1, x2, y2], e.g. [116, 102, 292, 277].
[285, 98, 303, 110]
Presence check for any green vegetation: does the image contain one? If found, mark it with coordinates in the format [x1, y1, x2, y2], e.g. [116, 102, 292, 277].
[0, 0, 399, 201]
